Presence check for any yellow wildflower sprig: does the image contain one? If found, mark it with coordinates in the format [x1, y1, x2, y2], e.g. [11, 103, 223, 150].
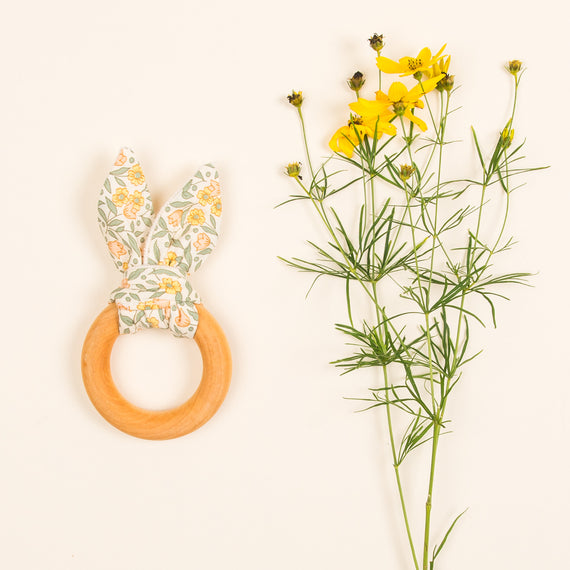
[282, 40, 543, 570]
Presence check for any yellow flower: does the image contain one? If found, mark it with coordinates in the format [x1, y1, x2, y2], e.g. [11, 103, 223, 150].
[377, 45, 447, 77]
[137, 300, 159, 311]
[112, 187, 130, 207]
[329, 115, 395, 158]
[371, 75, 443, 131]
[197, 187, 214, 205]
[147, 317, 160, 328]
[211, 198, 222, 217]
[424, 56, 450, 80]
[188, 208, 206, 225]
[159, 277, 182, 295]
[348, 99, 397, 135]
[129, 190, 145, 209]
[127, 164, 145, 186]
[159, 251, 178, 266]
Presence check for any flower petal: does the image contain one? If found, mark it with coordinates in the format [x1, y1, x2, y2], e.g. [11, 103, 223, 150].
[376, 55, 403, 74]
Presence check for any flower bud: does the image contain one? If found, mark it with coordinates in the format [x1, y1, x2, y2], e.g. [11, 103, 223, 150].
[500, 125, 514, 149]
[348, 71, 365, 94]
[368, 33, 385, 53]
[399, 164, 415, 181]
[506, 60, 522, 76]
[287, 91, 303, 107]
[437, 73, 455, 92]
[285, 162, 302, 179]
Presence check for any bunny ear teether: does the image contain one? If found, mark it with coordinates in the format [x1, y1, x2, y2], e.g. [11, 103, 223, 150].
[81, 148, 231, 440]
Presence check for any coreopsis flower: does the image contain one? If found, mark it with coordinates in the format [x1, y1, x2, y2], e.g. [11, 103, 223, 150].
[425, 56, 450, 79]
[287, 91, 304, 107]
[424, 55, 454, 91]
[368, 33, 385, 53]
[329, 116, 374, 158]
[348, 98, 397, 134]
[351, 74, 442, 132]
[377, 45, 447, 77]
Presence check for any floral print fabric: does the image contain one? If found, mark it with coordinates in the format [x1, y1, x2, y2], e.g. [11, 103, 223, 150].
[97, 147, 221, 338]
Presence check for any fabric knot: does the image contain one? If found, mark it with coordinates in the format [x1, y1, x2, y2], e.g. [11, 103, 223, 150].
[110, 265, 200, 338]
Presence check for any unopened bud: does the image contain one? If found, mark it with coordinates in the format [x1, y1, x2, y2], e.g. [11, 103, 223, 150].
[285, 162, 302, 179]
[399, 164, 415, 181]
[506, 60, 522, 76]
[348, 71, 366, 94]
[500, 125, 514, 149]
[437, 73, 455, 92]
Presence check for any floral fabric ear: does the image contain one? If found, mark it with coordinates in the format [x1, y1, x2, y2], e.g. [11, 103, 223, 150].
[97, 147, 222, 338]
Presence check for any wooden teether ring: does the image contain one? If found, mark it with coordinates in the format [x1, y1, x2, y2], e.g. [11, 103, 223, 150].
[81, 302, 231, 440]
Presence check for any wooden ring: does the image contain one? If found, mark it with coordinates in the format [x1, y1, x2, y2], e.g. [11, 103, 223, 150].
[81, 302, 231, 440]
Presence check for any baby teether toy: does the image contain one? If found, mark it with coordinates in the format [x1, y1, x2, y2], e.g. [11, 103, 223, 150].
[81, 148, 231, 440]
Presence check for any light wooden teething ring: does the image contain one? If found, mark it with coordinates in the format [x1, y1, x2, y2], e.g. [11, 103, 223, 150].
[81, 302, 232, 440]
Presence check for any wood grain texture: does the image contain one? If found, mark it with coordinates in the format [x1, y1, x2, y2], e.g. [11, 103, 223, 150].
[81, 303, 232, 440]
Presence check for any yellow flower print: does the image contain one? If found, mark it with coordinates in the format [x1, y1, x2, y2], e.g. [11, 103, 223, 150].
[210, 198, 222, 217]
[188, 208, 206, 226]
[112, 187, 129, 206]
[127, 164, 145, 186]
[147, 317, 160, 328]
[129, 190, 145, 209]
[159, 251, 178, 266]
[137, 300, 159, 311]
[159, 277, 182, 295]
[107, 240, 126, 258]
[197, 187, 214, 205]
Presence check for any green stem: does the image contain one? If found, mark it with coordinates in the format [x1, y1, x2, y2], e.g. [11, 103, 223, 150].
[297, 108, 315, 179]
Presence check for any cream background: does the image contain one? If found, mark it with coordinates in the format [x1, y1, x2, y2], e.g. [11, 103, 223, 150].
[1, 1, 568, 569]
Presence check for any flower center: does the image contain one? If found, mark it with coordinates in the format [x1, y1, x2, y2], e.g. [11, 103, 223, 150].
[407, 57, 422, 71]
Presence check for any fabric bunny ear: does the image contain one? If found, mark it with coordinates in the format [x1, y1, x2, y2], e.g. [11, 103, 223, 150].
[143, 164, 221, 274]
[98, 147, 154, 272]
